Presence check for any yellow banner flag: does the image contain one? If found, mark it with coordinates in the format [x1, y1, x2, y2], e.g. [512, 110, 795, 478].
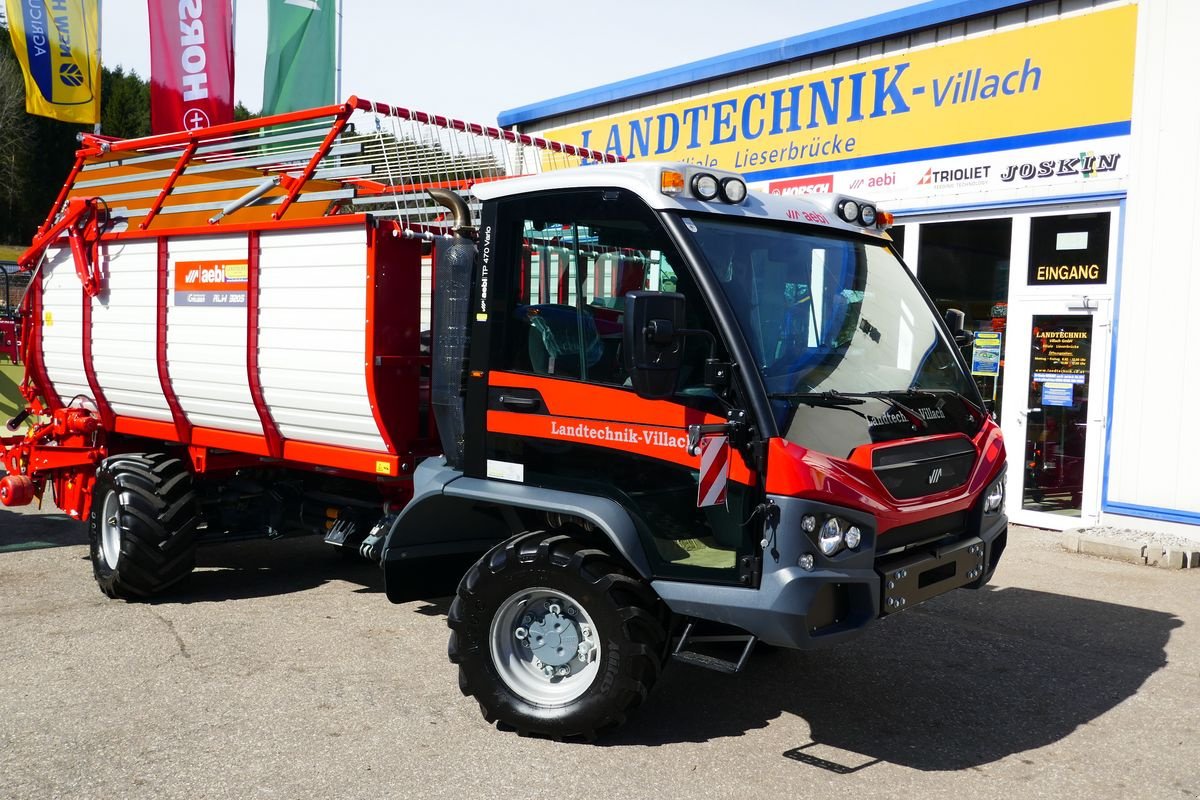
[4, 0, 101, 124]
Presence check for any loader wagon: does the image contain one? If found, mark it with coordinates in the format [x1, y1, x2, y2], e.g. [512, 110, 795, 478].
[2, 98, 1008, 738]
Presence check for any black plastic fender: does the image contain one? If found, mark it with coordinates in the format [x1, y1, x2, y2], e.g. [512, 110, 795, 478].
[381, 459, 653, 604]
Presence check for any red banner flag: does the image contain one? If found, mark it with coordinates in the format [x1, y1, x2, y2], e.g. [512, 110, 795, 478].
[148, 0, 235, 134]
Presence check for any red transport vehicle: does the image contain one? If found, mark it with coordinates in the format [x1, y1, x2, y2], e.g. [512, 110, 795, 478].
[0, 99, 1006, 737]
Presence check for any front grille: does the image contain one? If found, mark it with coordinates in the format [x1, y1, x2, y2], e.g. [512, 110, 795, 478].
[872, 437, 977, 499]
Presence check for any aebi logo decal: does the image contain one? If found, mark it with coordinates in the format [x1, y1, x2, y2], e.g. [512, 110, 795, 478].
[174, 260, 249, 306]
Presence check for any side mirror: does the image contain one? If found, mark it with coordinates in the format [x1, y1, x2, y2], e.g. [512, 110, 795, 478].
[624, 290, 685, 399]
[944, 308, 974, 348]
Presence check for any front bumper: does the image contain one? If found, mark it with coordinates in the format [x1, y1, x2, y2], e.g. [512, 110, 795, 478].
[652, 497, 1007, 649]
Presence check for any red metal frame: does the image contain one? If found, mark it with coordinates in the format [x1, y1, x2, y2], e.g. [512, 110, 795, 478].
[20, 257, 59, 411]
[35, 154, 88, 240]
[79, 270, 116, 430]
[1, 407, 104, 519]
[2, 96, 624, 519]
[244, 231, 284, 458]
[141, 140, 198, 230]
[155, 237, 193, 442]
[347, 98, 622, 164]
[272, 113, 352, 221]
[0, 319, 19, 365]
[77, 102, 353, 157]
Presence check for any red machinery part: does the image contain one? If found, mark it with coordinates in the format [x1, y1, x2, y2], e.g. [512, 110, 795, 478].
[1, 406, 106, 517]
[0, 474, 34, 507]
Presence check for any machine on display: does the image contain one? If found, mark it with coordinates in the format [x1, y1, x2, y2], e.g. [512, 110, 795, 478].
[0, 98, 1007, 738]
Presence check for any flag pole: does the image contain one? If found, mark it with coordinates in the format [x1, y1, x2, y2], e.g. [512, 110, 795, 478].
[94, 0, 102, 133]
[231, 0, 237, 112]
[335, 0, 343, 101]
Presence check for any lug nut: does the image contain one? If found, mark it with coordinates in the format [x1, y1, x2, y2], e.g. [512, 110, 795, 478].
[543, 665, 555, 677]
[548, 603, 561, 615]
[514, 627, 528, 640]
[566, 606, 576, 617]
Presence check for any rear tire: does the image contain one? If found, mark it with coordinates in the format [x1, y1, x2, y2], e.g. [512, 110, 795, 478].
[88, 453, 200, 600]
[448, 530, 667, 739]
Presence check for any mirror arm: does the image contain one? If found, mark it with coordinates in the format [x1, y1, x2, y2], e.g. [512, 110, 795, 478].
[677, 327, 718, 358]
[686, 408, 749, 455]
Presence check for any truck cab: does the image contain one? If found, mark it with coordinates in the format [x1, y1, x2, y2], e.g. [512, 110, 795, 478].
[386, 161, 1007, 736]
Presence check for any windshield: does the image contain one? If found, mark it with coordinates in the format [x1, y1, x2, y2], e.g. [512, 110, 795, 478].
[681, 215, 982, 450]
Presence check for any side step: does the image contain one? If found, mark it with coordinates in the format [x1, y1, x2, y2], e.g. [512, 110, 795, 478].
[671, 621, 757, 674]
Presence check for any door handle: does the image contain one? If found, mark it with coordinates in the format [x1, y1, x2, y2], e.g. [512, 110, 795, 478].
[498, 394, 539, 410]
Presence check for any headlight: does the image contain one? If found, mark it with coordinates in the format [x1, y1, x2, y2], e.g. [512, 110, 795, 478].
[844, 526, 862, 550]
[818, 517, 844, 556]
[859, 205, 876, 226]
[983, 475, 1006, 513]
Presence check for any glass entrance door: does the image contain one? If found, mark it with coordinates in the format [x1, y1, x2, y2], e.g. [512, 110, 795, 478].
[1001, 299, 1110, 528]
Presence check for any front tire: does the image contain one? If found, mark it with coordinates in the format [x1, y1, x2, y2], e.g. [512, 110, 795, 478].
[448, 530, 667, 739]
[89, 453, 200, 600]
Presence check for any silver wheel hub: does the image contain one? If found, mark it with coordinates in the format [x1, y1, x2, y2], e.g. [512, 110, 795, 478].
[490, 588, 601, 706]
[100, 491, 121, 570]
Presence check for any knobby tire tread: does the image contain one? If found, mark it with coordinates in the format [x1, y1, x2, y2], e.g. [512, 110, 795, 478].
[447, 529, 668, 740]
[89, 452, 200, 600]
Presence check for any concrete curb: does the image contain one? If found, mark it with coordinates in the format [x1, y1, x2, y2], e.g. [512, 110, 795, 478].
[1059, 532, 1200, 570]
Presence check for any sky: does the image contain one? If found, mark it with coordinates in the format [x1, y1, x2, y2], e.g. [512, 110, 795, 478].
[56, 0, 917, 126]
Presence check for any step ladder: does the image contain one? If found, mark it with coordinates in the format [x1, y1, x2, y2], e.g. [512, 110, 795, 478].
[671, 621, 757, 674]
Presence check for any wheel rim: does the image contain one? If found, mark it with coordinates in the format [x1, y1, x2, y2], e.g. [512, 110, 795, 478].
[489, 587, 602, 706]
[100, 491, 121, 569]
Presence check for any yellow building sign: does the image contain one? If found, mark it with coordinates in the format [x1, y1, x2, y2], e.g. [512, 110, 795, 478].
[542, 5, 1136, 180]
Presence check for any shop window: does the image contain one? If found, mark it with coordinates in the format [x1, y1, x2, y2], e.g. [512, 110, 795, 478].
[916, 218, 1012, 414]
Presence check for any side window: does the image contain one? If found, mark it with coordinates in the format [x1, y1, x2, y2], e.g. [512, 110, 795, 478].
[498, 191, 718, 402]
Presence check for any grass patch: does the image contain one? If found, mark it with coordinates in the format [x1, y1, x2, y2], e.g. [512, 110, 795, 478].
[1, 362, 25, 426]
[0, 244, 26, 262]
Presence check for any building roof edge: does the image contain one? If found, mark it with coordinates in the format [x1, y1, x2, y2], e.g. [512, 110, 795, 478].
[497, 0, 1035, 127]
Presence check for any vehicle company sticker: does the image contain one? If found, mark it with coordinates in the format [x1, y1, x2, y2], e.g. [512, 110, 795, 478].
[173, 259, 248, 306]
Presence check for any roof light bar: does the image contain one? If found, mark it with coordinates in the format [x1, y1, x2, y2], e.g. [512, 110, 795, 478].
[719, 177, 747, 204]
[692, 173, 720, 201]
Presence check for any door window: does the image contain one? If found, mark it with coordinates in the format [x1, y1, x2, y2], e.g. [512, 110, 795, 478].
[488, 190, 755, 583]
[1022, 314, 1094, 515]
[497, 191, 723, 410]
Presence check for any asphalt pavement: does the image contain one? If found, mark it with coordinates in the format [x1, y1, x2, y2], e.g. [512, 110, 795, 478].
[1, 503, 1197, 800]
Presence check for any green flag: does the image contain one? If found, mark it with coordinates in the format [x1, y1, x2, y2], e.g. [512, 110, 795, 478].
[262, 0, 337, 115]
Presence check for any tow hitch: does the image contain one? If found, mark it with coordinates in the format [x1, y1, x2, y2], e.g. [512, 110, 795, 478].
[878, 536, 986, 615]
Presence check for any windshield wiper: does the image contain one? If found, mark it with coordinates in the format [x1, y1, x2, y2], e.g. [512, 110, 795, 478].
[768, 390, 866, 406]
[768, 391, 871, 422]
[806, 390, 929, 431]
[770, 390, 935, 430]
[902, 387, 986, 418]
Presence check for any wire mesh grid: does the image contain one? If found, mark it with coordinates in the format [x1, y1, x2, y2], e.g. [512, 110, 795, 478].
[77, 99, 620, 234]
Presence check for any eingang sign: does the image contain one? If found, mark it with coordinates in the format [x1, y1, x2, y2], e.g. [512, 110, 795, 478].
[542, 5, 1136, 181]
